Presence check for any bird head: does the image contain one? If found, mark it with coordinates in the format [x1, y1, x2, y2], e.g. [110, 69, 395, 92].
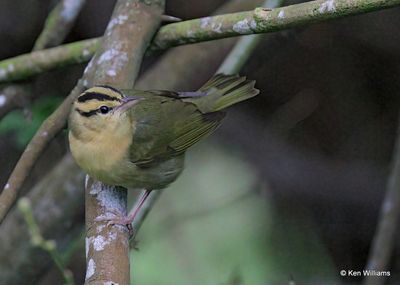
[68, 85, 141, 140]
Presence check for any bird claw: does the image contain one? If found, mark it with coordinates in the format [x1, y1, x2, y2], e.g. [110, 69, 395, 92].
[161, 14, 182, 22]
[95, 215, 135, 237]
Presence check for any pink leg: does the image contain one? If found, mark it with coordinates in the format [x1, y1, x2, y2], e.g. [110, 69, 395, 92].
[96, 189, 152, 234]
[126, 189, 152, 224]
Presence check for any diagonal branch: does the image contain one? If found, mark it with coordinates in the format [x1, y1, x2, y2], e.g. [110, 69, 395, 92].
[0, 80, 90, 224]
[33, 0, 87, 50]
[215, 0, 283, 75]
[0, 0, 398, 83]
[363, 119, 400, 285]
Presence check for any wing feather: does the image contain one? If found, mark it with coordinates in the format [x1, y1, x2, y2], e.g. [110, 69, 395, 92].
[123, 90, 224, 163]
[169, 112, 224, 153]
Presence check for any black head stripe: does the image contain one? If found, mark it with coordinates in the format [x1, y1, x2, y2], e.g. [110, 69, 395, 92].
[75, 108, 98, 117]
[77, 92, 121, 103]
[95, 85, 123, 95]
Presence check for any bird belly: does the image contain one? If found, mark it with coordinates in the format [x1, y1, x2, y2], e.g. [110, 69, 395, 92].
[117, 156, 185, 189]
[70, 131, 184, 188]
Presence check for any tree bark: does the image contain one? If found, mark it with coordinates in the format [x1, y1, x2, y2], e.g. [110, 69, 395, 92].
[84, 1, 164, 284]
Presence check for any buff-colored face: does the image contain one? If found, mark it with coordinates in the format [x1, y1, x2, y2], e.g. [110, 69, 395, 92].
[69, 86, 123, 139]
[68, 85, 141, 141]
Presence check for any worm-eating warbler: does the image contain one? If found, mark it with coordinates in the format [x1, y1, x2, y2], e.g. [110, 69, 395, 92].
[68, 74, 259, 226]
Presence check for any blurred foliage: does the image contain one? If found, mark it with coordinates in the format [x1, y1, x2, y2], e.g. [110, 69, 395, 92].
[131, 141, 337, 285]
[0, 95, 63, 147]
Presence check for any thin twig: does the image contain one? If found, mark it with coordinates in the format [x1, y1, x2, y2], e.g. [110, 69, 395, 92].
[84, 1, 164, 284]
[217, 0, 284, 74]
[33, 0, 86, 50]
[362, 121, 400, 285]
[0, 154, 84, 284]
[0, 0, 398, 83]
[18, 197, 75, 285]
[0, 85, 31, 120]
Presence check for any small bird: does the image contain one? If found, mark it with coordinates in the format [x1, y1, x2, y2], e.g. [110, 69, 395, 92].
[68, 74, 259, 227]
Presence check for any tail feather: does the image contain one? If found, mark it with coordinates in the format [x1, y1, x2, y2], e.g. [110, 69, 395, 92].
[195, 74, 259, 112]
[199, 74, 237, 91]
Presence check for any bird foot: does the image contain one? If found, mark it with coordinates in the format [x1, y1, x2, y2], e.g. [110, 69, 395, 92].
[95, 215, 134, 237]
[94, 190, 153, 238]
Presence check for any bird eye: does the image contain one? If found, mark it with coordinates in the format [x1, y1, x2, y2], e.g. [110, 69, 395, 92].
[99, 106, 110, 114]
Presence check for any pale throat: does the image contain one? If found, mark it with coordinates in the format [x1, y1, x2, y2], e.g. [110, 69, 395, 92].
[70, 115, 133, 173]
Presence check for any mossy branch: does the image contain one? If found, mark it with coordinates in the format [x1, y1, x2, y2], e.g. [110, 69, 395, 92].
[0, 0, 398, 83]
[151, 0, 400, 49]
[0, 39, 98, 83]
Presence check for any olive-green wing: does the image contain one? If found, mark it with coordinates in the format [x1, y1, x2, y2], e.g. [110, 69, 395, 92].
[122, 90, 224, 163]
[168, 110, 224, 153]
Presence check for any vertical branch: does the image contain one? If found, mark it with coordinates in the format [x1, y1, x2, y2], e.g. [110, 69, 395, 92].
[85, 179, 129, 285]
[92, 0, 164, 88]
[84, 1, 164, 284]
[363, 121, 400, 285]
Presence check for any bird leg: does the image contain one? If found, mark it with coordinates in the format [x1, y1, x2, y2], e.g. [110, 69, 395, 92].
[95, 189, 152, 236]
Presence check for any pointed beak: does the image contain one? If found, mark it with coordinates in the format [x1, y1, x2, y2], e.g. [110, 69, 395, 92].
[115, 96, 142, 113]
